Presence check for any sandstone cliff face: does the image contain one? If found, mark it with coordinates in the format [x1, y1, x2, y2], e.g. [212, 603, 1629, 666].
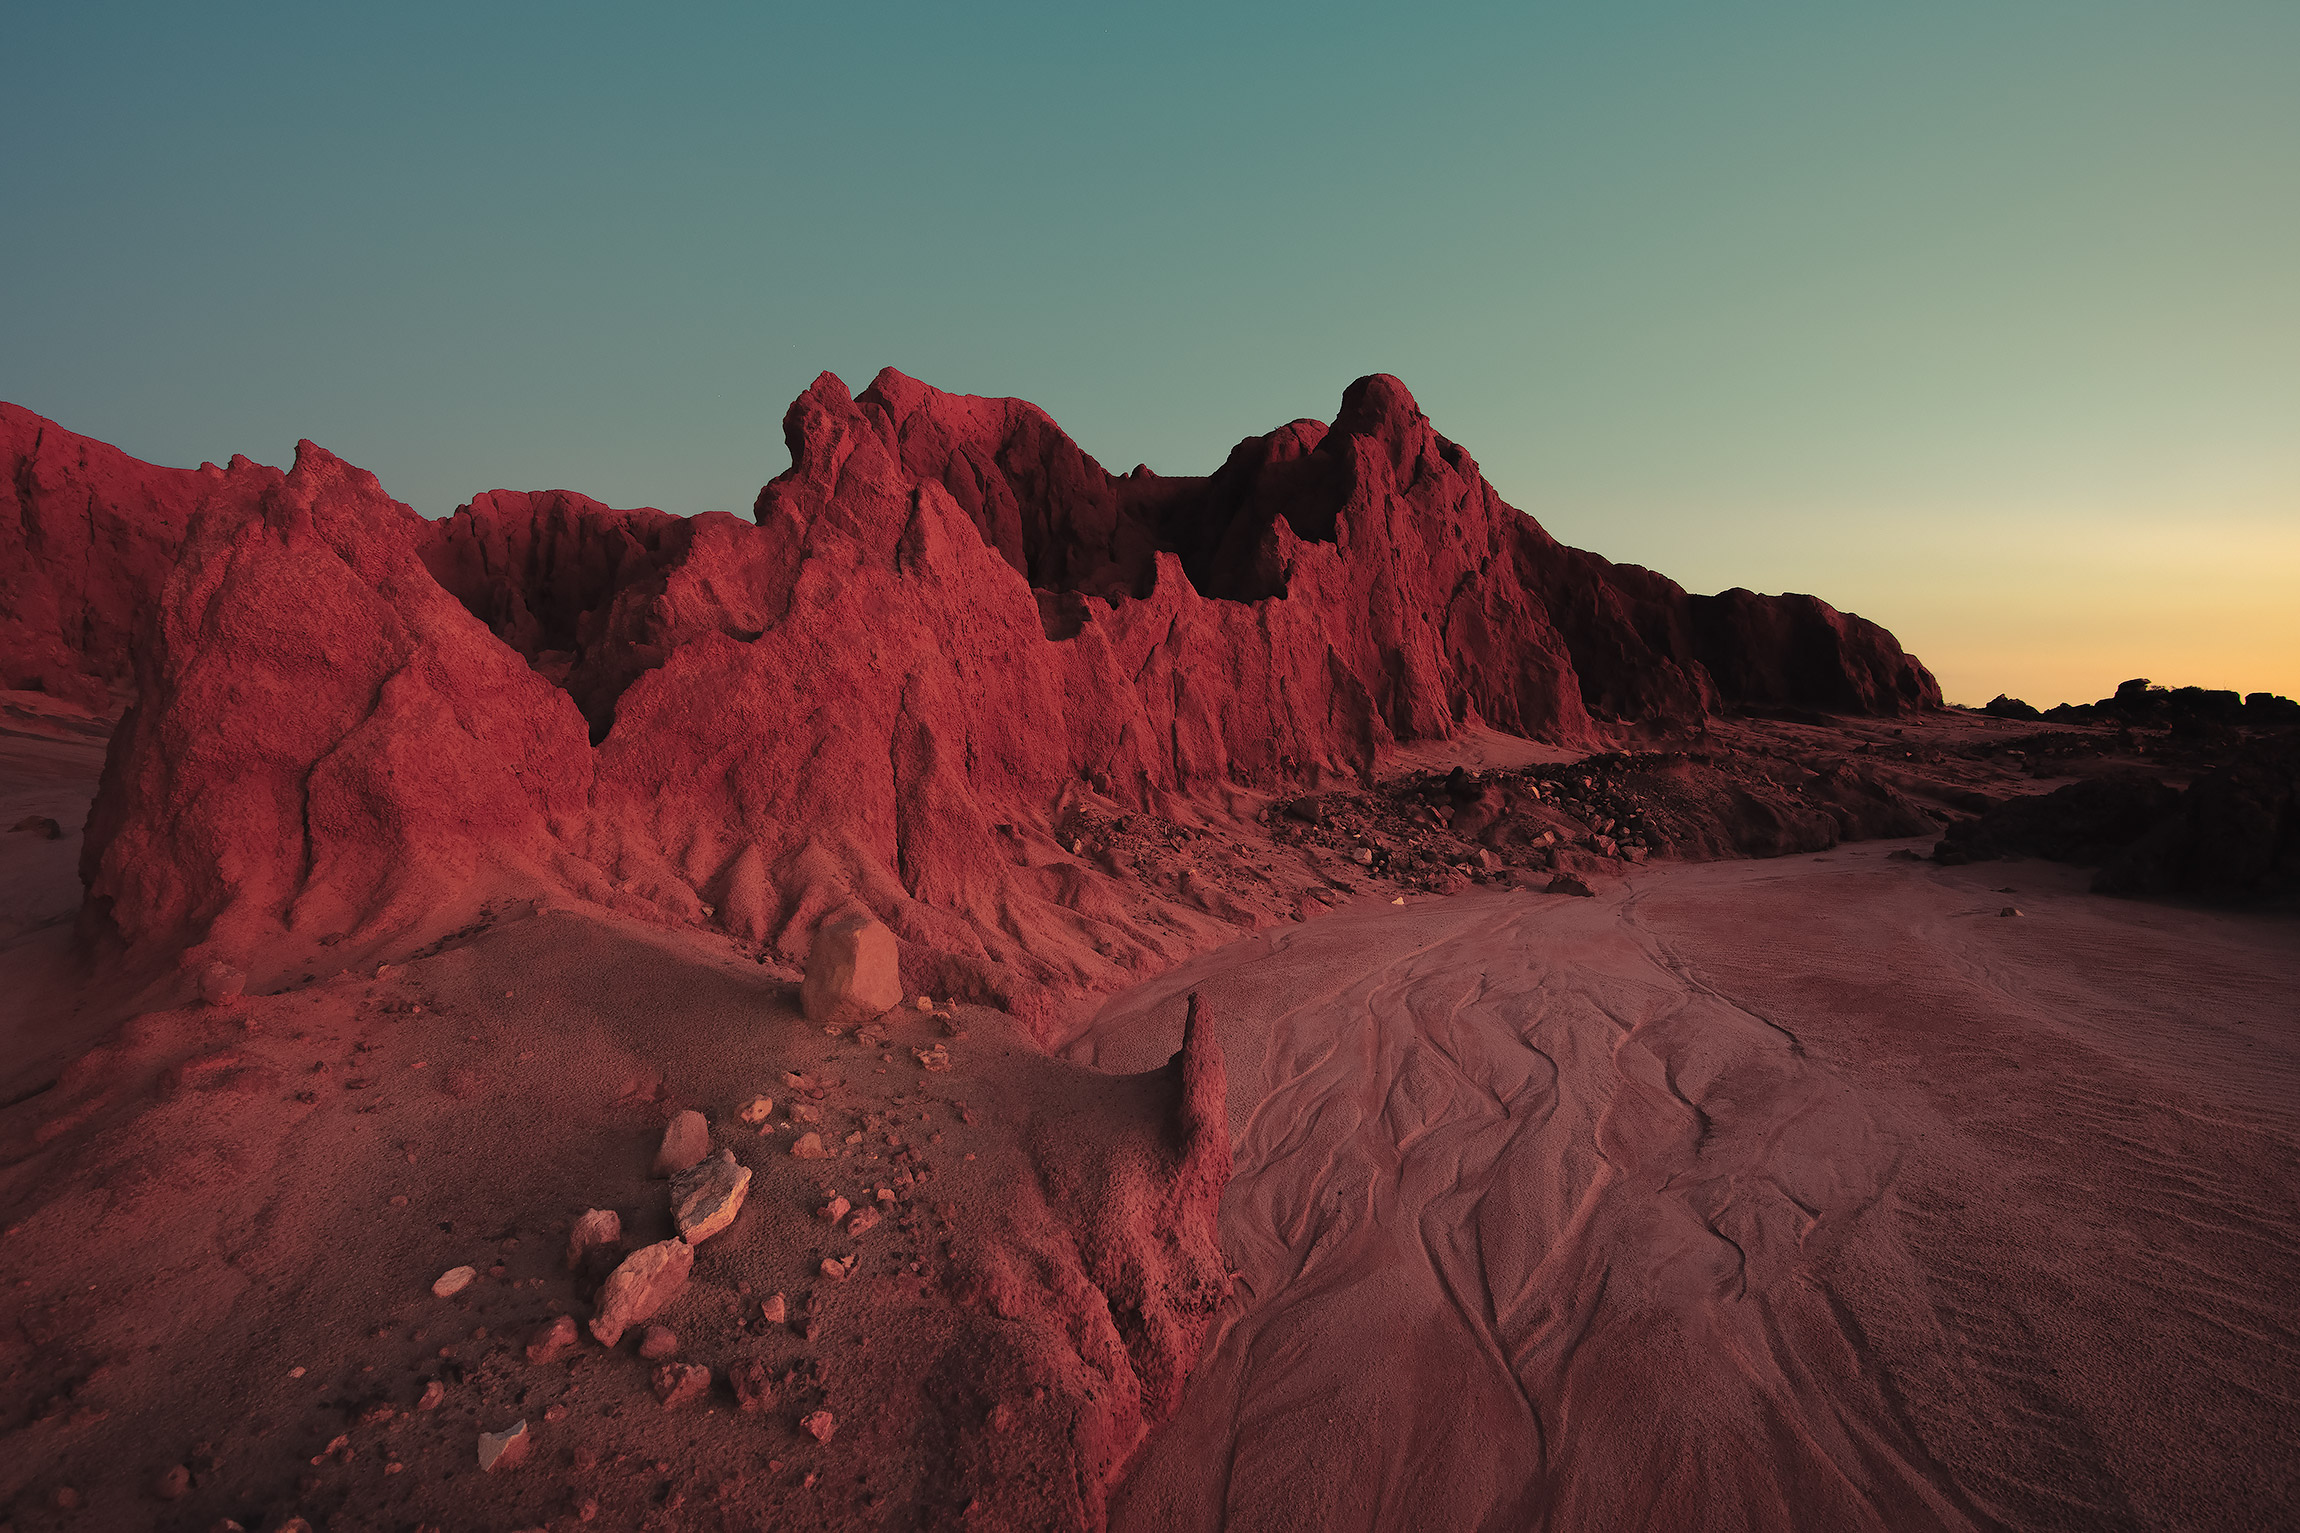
[4, 371, 1942, 1010]
[79, 444, 598, 981]
[0, 404, 210, 707]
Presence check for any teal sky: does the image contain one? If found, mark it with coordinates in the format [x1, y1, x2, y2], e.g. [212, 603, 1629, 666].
[5, 2, 2295, 706]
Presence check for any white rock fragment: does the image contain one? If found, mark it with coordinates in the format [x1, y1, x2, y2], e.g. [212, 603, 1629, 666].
[477, 1419, 530, 1472]
[670, 1149, 752, 1243]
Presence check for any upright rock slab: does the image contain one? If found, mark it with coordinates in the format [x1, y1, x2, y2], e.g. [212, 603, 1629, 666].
[801, 911, 903, 1026]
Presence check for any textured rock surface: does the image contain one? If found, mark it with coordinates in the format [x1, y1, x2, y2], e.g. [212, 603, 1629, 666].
[669, 1148, 751, 1242]
[564, 1207, 622, 1272]
[589, 1238, 694, 1347]
[0, 403, 210, 706]
[800, 911, 903, 1025]
[6, 373, 1946, 1013]
[651, 1109, 711, 1177]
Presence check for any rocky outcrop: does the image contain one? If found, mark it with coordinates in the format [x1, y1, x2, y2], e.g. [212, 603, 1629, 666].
[77, 441, 599, 981]
[1688, 587, 1941, 715]
[416, 489, 691, 740]
[2096, 732, 2299, 901]
[1934, 774, 2184, 868]
[1, 404, 211, 707]
[8, 371, 1946, 1012]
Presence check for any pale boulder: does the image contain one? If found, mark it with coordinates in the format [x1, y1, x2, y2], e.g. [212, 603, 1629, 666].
[670, 1149, 751, 1242]
[801, 912, 903, 1026]
[589, 1239, 693, 1347]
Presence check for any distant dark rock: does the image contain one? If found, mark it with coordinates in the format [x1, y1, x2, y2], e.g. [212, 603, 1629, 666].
[1982, 695, 2043, 721]
[2096, 732, 2299, 902]
[1934, 773, 2182, 867]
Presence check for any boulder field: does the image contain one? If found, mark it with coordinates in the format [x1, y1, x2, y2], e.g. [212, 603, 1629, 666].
[4, 372, 1938, 1027]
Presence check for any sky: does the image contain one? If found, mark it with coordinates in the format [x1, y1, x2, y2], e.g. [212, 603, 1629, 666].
[4, 1, 2294, 708]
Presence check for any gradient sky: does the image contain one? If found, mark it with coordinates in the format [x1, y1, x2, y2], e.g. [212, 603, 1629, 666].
[5, 2, 2294, 707]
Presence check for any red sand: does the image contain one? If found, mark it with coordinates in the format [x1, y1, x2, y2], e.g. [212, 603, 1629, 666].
[1071, 848, 2300, 1531]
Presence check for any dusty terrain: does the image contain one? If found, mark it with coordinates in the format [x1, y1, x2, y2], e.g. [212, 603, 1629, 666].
[1076, 848, 2300, 1532]
[4, 378, 2295, 1530]
[6, 701, 2296, 1531]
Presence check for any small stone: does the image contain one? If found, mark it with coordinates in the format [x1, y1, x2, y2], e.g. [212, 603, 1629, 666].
[589, 1239, 694, 1347]
[652, 1362, 711, 1409]
[652, 1110, 711, 1178]
[1390, 896, 1406, 905]
[821, 1255, 854, 1281]
[526, 1314, 578, 1365]
[738, 1095, 775, 1125]
[731, 1359, 777, 1413]
[637, 1325, 679, 1361]
[432, 1265, 477, 1298]
[800, 911, 904, 1025]
[800, 1409, 837, 1443]
[565, 1208, 623, 1271]
[914, 995, 934, 1012]
[758, 1292, 787, 1325]
[912, 1043, 950, 1072]
[670, 1148, 751, 1242]
[844, 1208, 881, 1238]
[1352, 847, 1375, 865]
[1546, 874, 1596, 898]
[477, 1419, 530, 1472]
[791, 1132, 830, 1160]
[154, 1463, 192, 1500]
[198, 961, 245, 1006]
[2000, 906, 2022, 917]
[817, 1195, 850, 1223]
[418, 1379, 446, 1410]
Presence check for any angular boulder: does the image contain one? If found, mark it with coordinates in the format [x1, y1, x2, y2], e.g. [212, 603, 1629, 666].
[801, 911, 903, 1026]
[589, 1239, 693, 1348]
[651, 1110, 711, 1177]
[669, 1148, 751, 1243]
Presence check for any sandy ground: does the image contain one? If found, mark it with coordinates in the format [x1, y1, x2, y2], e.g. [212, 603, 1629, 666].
[1068, 848, 2300, 1532]
[7, 699, 2296, 1530]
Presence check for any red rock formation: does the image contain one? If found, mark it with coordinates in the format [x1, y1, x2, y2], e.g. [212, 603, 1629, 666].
[9, 371, 1943, 1011]
[79, 443, 598, 981]
[1690, 587, 1943, 714]
[416, 489, 691, 739]
[0, 404, 211, 707]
